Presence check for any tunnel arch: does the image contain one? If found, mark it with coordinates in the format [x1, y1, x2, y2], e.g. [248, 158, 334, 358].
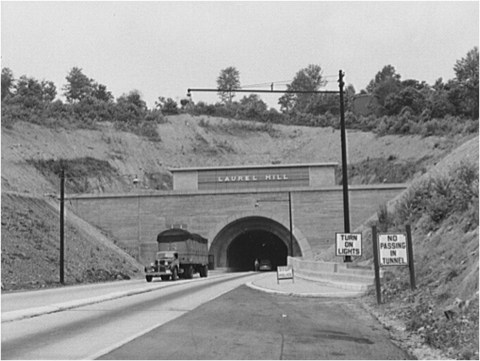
[209, 215, 311, 269]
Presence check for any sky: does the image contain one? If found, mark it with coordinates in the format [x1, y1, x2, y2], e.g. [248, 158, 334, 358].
[1, 1, 479, 109]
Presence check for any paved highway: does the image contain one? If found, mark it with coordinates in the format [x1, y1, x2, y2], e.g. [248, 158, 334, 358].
[100, 285, 410, 360]
[1, 272, 259, 359]
[2, 271, 411, 360]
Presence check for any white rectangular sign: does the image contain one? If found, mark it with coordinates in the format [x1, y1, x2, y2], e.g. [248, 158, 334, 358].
[335, 233, 362, 256]
[277, 265, 294, 282]
[378, 233, 408, 266]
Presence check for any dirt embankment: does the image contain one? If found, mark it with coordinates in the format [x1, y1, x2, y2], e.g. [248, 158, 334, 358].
[1, 193, 143, 290]
[2, 114, 468, 196]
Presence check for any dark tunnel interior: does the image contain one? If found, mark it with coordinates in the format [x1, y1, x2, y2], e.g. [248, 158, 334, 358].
[226, 230, 288, 271]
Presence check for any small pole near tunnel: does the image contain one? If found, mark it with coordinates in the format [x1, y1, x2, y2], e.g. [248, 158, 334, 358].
[288, 192, 293, 257]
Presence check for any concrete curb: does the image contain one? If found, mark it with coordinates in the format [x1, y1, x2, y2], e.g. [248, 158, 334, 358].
[2, 275, 220, 323]
[245, 281, 363, 298]
[295, 274, 371, 291]
[2, 286, 164, 323]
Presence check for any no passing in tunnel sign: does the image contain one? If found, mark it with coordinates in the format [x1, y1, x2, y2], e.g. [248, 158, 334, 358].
[335, 233, 362, 257]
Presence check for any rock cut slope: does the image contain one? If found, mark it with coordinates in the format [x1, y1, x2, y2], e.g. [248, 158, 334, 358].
[1, 114, 466, 195]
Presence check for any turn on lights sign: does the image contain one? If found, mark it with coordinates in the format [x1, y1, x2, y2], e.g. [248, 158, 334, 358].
[335, 233, 362, 257]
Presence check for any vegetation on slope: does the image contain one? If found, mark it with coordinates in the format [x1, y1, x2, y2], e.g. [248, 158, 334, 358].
[27, 157, 119, 193]
[335, 156, 430, 185]
[360, 160, 479, 359]
[1, 193, 143, 291]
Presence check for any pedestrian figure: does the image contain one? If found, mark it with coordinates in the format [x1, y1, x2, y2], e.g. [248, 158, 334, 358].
[254, 258, 259, 272]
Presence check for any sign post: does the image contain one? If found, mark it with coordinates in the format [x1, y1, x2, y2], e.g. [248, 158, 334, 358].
[406, 224, 416, 290]
[371, 226, 382, 304]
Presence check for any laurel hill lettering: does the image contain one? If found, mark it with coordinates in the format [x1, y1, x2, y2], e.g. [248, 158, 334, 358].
[217, 174, 289, 182]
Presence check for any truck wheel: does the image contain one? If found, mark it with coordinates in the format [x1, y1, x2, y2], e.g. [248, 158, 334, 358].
[160, 275, 169, 281]
[200, 265, 208, 277]
[172, 267, 178, 281]
[146, 275, 153, 282]
[185, 265, 193, 279]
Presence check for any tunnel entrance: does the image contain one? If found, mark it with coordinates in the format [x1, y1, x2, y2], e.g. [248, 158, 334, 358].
[227, 230, 288, 271]
[210, 216, 302, 269]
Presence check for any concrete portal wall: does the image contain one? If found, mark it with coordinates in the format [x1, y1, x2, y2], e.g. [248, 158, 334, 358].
[68, 184, 406, 264]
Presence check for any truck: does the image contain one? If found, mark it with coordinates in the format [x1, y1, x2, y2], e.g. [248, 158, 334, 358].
[144, 228, 209, 282]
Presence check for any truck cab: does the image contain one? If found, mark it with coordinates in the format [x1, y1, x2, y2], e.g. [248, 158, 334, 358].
[144, 228, 209, 282]
[145, 251, 179, 282]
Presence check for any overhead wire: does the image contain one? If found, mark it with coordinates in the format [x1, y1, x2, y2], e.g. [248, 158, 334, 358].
[241, 80, 292, 89]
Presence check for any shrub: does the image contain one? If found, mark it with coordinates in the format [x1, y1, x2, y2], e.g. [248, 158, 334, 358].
[27, 157, 119, 193]
[394, 162, 479, 229]
[376, 203, 395, 232]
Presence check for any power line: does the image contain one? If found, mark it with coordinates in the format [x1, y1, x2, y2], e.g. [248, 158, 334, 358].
[241, 80, 292, 89]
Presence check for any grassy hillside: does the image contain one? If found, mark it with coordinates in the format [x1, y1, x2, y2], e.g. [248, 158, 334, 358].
[1, 193, 143, 290]
[316, 136, 479, 360]
[1, 114, 471, 196]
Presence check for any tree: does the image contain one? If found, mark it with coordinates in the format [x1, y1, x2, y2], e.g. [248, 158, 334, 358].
[453, 47, 479, 119]
[12, 75, 56, 107]
[384, 86, 426, 115]
[366, 65, 402, 113]
[278, 92, 294, 113]
[40, 80, 57, 103]
[217, 66, 240, 105]
[155, 96, 179, 115]
[180, 98, 191, 110]
[92, 83, 113, 103]
[116, 90, 147, 119]
[1, 68, 14, 100]
[344, 84, 356, 112]
[278, 64, 326, 113]
[63, 67, 93, 103]
[238, 94, 268, 119]
[14, 75, 43, 107]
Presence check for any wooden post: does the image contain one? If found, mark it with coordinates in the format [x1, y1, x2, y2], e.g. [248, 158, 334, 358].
[371, 226, 381, 304]
[406, 224, 416, 290]
[60, 169, 65, 285]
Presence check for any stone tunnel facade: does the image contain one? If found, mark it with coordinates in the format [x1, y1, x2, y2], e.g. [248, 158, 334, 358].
[67, 163, 406, 267]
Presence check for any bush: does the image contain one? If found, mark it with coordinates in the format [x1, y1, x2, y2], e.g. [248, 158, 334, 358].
[27, 157, 119, 193]
[394, 162, 479, 230]
[376, 203, 395, 232]
[114, 118, 161, 141]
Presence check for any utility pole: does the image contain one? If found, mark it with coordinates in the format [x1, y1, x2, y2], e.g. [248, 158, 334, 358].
[60, 168, 65, 284]
[338, 70, 352, 262]
[288, 192, 293, 257]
